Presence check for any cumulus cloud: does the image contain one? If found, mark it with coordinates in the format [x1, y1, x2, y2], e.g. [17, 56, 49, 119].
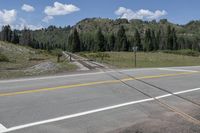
[13, 18, 43, 30]
[42, 16, 54, 23]
[44, 2, 80, 16]
[0, 9, 41, 30]
[43, 2, 79, 23]
[14, 24, 43, 30]
[21, 4, 35, 12]
[115, 7, 167, 20]
[0, 9, 17, 25]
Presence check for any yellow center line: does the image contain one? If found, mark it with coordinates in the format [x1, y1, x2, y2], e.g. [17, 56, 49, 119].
[0, 71, 199, 97]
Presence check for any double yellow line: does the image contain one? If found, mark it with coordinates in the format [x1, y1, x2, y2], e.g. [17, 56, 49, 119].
[0, 71, 199, 97]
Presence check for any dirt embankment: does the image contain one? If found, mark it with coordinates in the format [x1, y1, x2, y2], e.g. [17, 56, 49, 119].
[0, 41, 76, 79]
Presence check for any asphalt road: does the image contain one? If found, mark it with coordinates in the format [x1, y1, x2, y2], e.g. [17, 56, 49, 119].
[0, 66, 200, 133]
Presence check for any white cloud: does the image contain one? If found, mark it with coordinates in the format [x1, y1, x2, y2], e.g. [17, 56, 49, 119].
[0, 9, 42, 30]
[13, 18, 43, 30]
[0, 9, 17, 25]
[115, 7, 167, 20]
[21, 4, 35, 12]
[44, 2, 80, 16]
[42, 16, 54, 23]
[43, 2, 79, 23]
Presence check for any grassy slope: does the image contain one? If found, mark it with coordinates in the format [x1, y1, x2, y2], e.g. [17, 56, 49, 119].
[0, 41, 76, 79]
[81, 52, 200, 68]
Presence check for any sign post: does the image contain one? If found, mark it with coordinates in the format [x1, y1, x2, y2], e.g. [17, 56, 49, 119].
[132, 46, 138, 68]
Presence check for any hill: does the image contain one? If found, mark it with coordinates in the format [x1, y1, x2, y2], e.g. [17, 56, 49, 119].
[0, 41, 76, 79]
[1, 18, 200, 52]
[26, 18, 200, 52]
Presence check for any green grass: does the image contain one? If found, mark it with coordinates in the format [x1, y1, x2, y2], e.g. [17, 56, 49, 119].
[162, 49, 200, 57]
[0, 41, 77, 79]
[80, 52, 200, 68]
[0, 53, 9, 62]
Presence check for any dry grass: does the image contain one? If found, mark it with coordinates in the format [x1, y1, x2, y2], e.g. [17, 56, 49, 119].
[0, 41, 77, 79]
[80, 52, 200, 68]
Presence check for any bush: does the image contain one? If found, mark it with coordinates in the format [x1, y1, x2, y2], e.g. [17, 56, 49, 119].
[50, 49, 63, 56]
[50, 49, 63, 62]
[0, 53, 9, 62]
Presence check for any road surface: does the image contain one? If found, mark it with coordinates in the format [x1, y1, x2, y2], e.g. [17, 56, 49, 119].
[0, 66, 200, 133]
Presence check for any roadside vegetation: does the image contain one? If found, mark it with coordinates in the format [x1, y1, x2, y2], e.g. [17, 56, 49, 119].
[80, 52, 200, 68]
[162, 49, 200, 57]
[50, 49, 63, 62]
[0, 41, 77, 79]
[1, 18, 200, 54]
[0, 53, 9, 62]
[1, 18, 200, 77]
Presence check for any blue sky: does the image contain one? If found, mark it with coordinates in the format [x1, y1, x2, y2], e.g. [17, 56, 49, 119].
[0, 0, 199, 29]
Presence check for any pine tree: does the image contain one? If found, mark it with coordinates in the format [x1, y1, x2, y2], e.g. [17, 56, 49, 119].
[144, 29, 153, 52]
[68, 29, 80, 52]
[151, 30, 157, 51]
[73, 29, 81, 52]
[19, 27, 32, 46]
[172, 28, 178, 50]
[11, 30, 19, 44]
[116, 26, 128, 51]
[134, 29, 142, 51]
[166, 26, 178, 50]
[167, 25, 173, 50]
[95, 28, 105, 52]
[108, 33, 115, 51]
[1, 25, 12, 42]
[156, 30, 161, 50]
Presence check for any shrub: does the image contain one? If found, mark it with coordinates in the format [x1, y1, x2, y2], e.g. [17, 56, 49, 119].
[50, 49, 63, 62]
[0, 53, 9, 62]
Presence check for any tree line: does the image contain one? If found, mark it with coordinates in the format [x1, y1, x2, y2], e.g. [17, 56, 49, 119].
[0, 18, 199, 53]
[66, 25, 179, 52]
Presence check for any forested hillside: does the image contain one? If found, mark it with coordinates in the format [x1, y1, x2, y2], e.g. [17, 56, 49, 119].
[0, 18, 200, 52]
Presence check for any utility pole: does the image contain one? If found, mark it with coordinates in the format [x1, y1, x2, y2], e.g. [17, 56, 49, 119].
[132, 46, 138, 68]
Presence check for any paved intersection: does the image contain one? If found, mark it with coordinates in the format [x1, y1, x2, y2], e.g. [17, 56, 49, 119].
[0, 66, 200, 133]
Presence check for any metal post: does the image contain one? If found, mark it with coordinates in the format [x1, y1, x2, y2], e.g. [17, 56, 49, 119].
[134, 50, 136, 68]
[132, 46, 138, 68]
[70, 54, 72, 62]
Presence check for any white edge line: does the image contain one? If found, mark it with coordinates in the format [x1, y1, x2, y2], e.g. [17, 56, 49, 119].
[155, 94, 172, 99]
[0, 124, 7, 132]
[1, 98, 154, 133]
[0, 68, 157, 83]
[0, 71, 109, 83]
[158, 68, 198, 72]
[2, 87, 200, 133]
[174, 88, 200, 95]
[1, 66, 199, 83]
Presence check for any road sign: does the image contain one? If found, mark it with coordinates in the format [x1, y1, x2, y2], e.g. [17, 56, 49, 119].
[132, 46, 138, 52]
